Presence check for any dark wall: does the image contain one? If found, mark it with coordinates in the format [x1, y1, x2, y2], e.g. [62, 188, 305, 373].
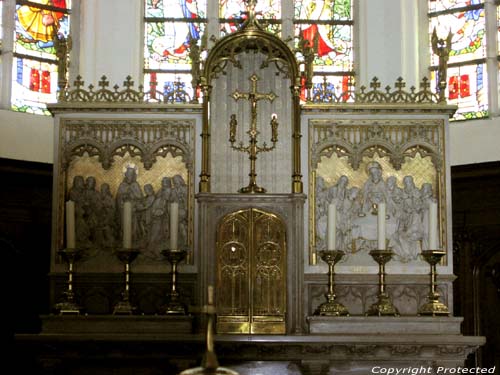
[0, 158, 53, 337]
[451, 161, 500, 368]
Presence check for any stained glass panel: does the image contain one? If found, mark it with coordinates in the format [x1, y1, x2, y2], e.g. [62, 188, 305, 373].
[12, 0, 70, 114]
[429, 0, 483, 13]
[431, 63, 488, 120]
[429, 7, 486, 66]
[294, 0, 352, 21]
[308, 75, 355, 102]
[144, 72, 195, 102]
[219, 0, 280, 20]
[11, 57, 57, 115]
[14, 0, 71, 60]
[144, 21, 205, 70]
[295, 23, 353, 71]
[145, 0, 206, 18]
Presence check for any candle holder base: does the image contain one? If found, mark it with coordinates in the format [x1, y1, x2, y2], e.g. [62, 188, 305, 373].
[54, 248, 82, 315]
[162, 249, 188, 316]
[239, 182, 266, 194]
[314, 250, 349, 317]
[418, 250, 449, 317]
[366, 293, 399, 317]
[366, 249, 399, 317]
[315, 300, 349, 316]
[113, 249, 140, 315]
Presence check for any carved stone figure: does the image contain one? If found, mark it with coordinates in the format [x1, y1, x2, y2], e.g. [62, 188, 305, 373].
[136, 184, 156, 248]
[68, 175, 90, 248]
[116, 167, 143, 247]
[362, 162, 387, 215]
[420, 183, 437, 251]
[98, 183, 116, 248]
[148, 177, 173, 258]
[84, 176, 101, 249]
[391, 176, 424, 262]
[172, 175, 188, 247]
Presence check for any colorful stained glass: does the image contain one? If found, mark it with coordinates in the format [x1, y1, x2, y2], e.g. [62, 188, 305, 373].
[429, 0, 484, 13]
[219, 0, 281, 35]
[12, 0, 70, 114]
[145, 0, 206, 18]
[294, 0, 352, 21]
[11, 57, 58, 115]
[309, 75, 355, 103]
[144, 21, 205, 70]
[219, 0, 280, 20]
[295, 23, 353, 71]
[429, 7, 486, 66]
[144, 72, 196, 102]
[431, 63, 488, 120]
[14, 0, 71, 59]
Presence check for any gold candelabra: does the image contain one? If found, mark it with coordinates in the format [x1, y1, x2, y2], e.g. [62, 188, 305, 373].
[54, 248, 82, 315]
[419, 250, 450, 316]
[366, 249, 399, 316]
[229, 73, 278, 194]
[315, 250, 349, 316]
[113, 248, 140, 315]
[161, 248, 188, 315]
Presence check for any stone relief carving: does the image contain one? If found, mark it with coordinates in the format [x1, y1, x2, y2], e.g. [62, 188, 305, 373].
[68, 170, 190, 261]
[309, 120, 446, 266]
[59, 119, 195, 266]
[315, 169, 439, 263]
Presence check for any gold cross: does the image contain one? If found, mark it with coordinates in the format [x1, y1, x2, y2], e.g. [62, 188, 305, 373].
[231, 74, 277, 134]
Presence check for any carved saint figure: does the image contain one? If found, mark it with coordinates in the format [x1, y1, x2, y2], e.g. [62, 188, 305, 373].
[98, 183, 116, 248]
[116, 167, 143, 247]
[68, 175, 90, 248]
[362, 162, 387, 215]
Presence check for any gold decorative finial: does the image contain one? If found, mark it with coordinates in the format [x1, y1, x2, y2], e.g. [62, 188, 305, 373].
[241, 0, 263, 30]
[54, 32, 72, 102]
[431, 27, 453, 103]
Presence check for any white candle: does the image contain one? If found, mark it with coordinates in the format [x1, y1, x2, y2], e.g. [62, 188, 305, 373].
[327, 201, 337, 250]
[65, 200, 75, 249]
[208, 285, 214, 305]
[123, 201, 132, 249]
[170, 202, 179, 250]
[377, 202, 386, 250]
[429, 201, 438, 249]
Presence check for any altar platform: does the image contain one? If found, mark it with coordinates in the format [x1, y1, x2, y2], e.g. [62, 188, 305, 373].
[13, 315, 485, 375]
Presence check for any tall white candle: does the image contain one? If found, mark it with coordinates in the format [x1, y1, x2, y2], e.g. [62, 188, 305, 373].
[65, 200, 75, 249]
[123, 201, 132, 249]
[170, 202, 179, 250]
[327, 201, 337, 250]
[208, 285, 214, 305]
[377, 202, 386, 250]
[429, 201, 438, 249]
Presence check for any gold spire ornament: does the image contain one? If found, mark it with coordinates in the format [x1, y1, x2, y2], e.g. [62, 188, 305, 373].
[229, 74, 278, 193]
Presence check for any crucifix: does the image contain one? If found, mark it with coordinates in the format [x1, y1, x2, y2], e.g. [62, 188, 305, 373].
[229, 74, 279, 193]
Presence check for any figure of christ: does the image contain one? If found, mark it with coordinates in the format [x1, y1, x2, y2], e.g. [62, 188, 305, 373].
[116, 167, 143, 248]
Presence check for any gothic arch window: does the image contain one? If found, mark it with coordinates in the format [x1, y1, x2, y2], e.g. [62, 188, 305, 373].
[428, 0, 499, 121]
[142, 0, 355, 102]
[0, 0, 71, 115]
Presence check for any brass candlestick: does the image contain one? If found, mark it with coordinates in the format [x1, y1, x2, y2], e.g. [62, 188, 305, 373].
[419, 250, 450, 316]
[315, 250, 349, 316]
[54, 248, 82, 315]
[229, 73, 278, 194]
[113, 248, 140, 315]
[161, 249, 188, 315]
[366, 249, 399, 316]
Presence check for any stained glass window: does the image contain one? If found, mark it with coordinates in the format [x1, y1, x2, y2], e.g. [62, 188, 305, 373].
[219, 0, 281, 35]
[294, 0, 355, 102]
[428, 0, 488, 120]
[144, 0, 206, 101]
[12, 0, 70, 115]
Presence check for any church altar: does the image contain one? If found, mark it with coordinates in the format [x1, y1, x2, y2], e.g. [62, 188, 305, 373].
[14, 2, 486, 374]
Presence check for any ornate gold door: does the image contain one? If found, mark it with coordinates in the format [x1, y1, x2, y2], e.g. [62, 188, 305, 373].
[216, 208, 286, 334]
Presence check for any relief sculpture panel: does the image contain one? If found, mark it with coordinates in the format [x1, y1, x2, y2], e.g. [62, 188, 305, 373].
[56, 118, 195, 270]
[309, 119, 447, 268]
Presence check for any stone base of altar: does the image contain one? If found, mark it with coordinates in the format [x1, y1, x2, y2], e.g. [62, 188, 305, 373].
[14, 330, 485, 375]
[307, 316, 463, 335]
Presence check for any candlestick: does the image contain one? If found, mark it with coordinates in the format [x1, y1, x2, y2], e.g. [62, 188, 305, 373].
[123, 201, 132, 249]
[366, 249, 399, 316]
[429, 201, 438, 250]
[327, 201, 337, 250]
[65, 200, 75, 249]
[419, 250, 449, 316]
[377, 202, 386, 250]
[170, 202, 179, 249]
